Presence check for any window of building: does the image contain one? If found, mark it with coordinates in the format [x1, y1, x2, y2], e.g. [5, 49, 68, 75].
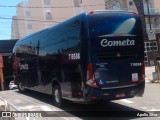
[135, 2, 140, 6]
[144, 52, 148, 62]
[144, 42, 158, 52]
[155, 18, 160, 25]
[74, 0, 82, 7]
[46, 12, 52, 20]
[112, 1, 121, 10]
[105, 0, 121, 10]
[144, 2, 153, 14]
[25, 11, 30, 16]
[144, 42, 158, 64]
[146, 42, 150, 46]
[145, 19, 154, 30]
[27, 24, 32, 29]
[129, 1, 133, 6]
[44, 0, 51, 5]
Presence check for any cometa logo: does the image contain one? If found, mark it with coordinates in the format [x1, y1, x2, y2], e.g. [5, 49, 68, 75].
[100, 39, 135, 47]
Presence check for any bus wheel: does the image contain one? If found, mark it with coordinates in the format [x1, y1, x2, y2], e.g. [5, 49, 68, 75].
[53, 85, 62, 107]
[18, 81, 26, 92]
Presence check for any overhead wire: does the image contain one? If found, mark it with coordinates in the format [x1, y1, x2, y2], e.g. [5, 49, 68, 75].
[0, 16, 60, 23]
[0, 3, 105, 8]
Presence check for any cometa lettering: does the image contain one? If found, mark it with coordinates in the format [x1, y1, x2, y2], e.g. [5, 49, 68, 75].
[100, 39, 135, 47]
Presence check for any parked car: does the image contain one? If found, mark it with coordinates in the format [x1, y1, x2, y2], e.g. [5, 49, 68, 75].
[9, 81, 17, 90]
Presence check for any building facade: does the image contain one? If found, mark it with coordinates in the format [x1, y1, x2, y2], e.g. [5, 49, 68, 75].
[143, 0, 160, 66]
[11, 0, 105, 39]
[11, 16, 19, 39]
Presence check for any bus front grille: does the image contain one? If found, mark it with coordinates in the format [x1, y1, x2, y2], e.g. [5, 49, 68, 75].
[97, 50, 138, 60]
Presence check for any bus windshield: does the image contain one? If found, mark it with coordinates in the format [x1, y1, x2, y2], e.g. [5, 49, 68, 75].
[89, 12, 143, 52]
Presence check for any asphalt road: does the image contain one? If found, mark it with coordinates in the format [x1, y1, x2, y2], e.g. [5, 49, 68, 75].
[0, 81, 160, 120]
[0, 66, 159, 120]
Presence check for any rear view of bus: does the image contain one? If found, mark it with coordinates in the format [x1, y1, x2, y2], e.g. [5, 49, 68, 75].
[85, 11, 145, 102]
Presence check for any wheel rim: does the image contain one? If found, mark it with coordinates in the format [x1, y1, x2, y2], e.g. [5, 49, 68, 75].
[55, 89, 60, 103]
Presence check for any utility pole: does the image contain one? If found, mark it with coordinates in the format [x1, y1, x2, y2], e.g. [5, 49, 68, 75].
[146, 0, 151, 30]
[146, 0, 156, 70]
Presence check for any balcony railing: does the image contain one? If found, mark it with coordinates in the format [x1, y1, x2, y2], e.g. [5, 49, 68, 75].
[146, 28, 160, 34]
[144, 8, 160, 15]
[155, 28, 160, 33]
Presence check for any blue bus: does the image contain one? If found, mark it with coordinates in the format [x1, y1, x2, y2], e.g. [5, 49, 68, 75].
[13, 10, 145, 107]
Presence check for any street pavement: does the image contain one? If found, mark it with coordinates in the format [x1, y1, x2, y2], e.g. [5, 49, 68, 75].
[145, 66, 156, 82]
[0, 66, 159, 120]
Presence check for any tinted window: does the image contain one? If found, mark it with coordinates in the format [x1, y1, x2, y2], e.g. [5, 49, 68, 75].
[39, 20, 81, 54]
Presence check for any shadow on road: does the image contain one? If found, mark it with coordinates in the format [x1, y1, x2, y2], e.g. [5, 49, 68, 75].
[16, 90, 146, 119]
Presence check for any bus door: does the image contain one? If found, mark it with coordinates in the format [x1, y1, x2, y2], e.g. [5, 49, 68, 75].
[89, 12, 144, 89]
[61, 53, 82, 98]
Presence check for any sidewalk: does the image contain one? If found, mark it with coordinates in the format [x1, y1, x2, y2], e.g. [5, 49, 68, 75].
[145, 66, 160, 83]
[145, 66, 155, 79]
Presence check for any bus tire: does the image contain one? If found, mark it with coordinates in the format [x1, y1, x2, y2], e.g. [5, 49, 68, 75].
[18, 81, 26, 93]
[53, 85, 63, 107]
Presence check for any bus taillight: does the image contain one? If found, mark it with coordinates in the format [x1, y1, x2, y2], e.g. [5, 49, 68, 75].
[86, 63, 99, 88]
[89, 11, 94, 15]
[131, 12, 138, 15]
